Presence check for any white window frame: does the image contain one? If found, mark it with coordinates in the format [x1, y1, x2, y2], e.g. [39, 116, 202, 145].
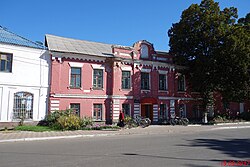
[140, 44, 149, 59]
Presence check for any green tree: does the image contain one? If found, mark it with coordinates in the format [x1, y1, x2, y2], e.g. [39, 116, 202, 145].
[168, 0, 250, 112]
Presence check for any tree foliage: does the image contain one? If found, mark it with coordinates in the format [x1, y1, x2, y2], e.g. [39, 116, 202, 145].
[168, 0, 250, 105]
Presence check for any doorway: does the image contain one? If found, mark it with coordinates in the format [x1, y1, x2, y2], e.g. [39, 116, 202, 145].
[141, 104, 153, 121]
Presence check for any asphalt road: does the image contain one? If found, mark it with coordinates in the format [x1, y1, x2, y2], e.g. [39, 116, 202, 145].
[0, 127, 249, 167]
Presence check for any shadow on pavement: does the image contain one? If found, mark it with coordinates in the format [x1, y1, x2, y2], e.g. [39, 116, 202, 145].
[178, 138, 250, 160]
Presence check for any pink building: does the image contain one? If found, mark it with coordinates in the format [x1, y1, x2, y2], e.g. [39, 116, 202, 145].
[45, 34, 248, 124]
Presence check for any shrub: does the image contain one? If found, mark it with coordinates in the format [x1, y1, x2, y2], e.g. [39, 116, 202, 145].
[45, 109, 73, 126]
[80, 116, 93, 128]
[240, 111, 250, 121]
[57, 114, 81, 130]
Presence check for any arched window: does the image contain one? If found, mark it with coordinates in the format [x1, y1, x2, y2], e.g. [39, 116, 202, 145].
[140, 44, 149, 58]
[13, 92, 33, 120]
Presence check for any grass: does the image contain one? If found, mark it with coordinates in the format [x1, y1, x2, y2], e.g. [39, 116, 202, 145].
[14, 125, 56, 132]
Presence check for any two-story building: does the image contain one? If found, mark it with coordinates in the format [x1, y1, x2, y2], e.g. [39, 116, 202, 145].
[46, 34, 205, 124]
[0, 26, 50, 124]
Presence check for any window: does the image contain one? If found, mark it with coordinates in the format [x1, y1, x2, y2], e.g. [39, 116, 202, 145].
[70, 103, 80, 117]
[122, 104, 131, 116]
[93, 104, 102, 120]
[141, 44, 149, 59]
[93, 69, 103, 89]
[179, 104, 186, 117]
[178, 74, 185, 91]
[159, 104, 168, 120]
[159, 74, 167, 90]
[13, 92, 33, 120]
[141, 72, 150, 90]
[0, 52, 12, 72]
[70, 67, 81, 88]
[122, 71, 131, 89]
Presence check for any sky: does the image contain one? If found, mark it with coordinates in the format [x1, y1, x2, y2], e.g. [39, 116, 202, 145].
[1, 0, 249, 51]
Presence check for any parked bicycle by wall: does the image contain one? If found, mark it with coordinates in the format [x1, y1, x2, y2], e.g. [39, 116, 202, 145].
[134, 115, 151, 128]
[170, 115, 189, 126]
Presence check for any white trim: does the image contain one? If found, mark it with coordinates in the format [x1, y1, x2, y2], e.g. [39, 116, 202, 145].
[91, 64, 105, 69]
[159, 96, 202, 101]
[158, 70, 168, 74]
[68, 62, 84, 68]
[120, 66, 132, 71]
[141, 68, 151, 73]
[51, 100, 59, 104]
[120, 53, 131, 57]
[51, 94, 133, 99]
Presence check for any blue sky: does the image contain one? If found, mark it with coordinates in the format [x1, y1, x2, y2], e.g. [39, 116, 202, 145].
[1, 0, 249, 51]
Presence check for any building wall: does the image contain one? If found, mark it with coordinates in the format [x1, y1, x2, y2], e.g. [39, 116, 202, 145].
[0, 43, 50, 122]
[48, 40, 249, 124]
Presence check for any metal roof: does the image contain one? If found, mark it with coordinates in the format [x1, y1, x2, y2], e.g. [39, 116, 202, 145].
[45, 34, 114, 57]
[0, 26, 45, 49]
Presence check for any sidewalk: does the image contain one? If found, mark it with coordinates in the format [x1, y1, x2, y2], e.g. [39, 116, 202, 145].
[0, 123, 250, 143]
[0, 125, 199, 143]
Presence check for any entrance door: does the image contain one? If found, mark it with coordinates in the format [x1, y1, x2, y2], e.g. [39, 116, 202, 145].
[141, 104, 153, 121]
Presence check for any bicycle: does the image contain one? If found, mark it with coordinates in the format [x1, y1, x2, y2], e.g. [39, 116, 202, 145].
[170, 116, 189, 126]
[134, 115, 151, 128]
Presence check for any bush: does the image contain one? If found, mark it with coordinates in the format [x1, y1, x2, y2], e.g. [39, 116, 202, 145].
[45, 109, 73, 126]
[240, 111, 250, 121]
[57, 114, 81, 130]
[80, 117, 93, 128]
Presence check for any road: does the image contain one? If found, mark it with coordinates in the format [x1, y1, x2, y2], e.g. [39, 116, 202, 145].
[0, 126, 249, 167]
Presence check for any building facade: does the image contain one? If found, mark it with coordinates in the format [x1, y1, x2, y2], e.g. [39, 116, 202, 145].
[0, 26, 50, 124]
[46, 34, 249, 124]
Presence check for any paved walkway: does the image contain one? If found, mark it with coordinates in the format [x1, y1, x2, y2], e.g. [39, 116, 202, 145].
[0, 123, 250, 143]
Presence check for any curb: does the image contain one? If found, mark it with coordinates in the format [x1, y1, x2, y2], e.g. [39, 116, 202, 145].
[211, 125, 250, 130]
[216, 122, 250, 126]
[0, 133, 115, 143]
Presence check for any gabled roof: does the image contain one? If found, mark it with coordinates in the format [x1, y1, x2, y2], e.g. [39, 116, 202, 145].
[45, 34, 114, 57]
[0, 26, 45, 49]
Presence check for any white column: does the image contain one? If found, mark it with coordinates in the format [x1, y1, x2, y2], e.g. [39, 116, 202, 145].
[153, 104, 158, 122]
[113, 99, 120, 121]
[134, 103, 140, 117]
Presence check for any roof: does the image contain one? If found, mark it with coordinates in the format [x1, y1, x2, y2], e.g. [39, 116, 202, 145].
[0, 26, 45, 49]
[45, 34, 114, 57]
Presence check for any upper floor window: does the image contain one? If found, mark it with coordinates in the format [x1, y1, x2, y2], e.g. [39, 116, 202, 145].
[141, 72, 150, 90]
[140, 44, 149, 59]
[70, 67, 81, 88]
[93, 69, 103, 89]
[178, 74, 185, 91]
[13, 92, 33, 120]
[122, 71, 131, 89]
[159, 74, 167, 90]
[0, 52, 12, 72]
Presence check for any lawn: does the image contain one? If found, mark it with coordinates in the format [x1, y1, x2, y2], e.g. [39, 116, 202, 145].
[14, 125, 56, 132]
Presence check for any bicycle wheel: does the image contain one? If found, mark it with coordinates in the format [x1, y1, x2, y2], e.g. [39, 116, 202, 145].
[181, 118, 189, 126]
[170, 119, 176, 126]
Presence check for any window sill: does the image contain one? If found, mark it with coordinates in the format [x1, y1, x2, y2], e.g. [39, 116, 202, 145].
[68, 87, 82, 90]
[141, 90, 150, 93]
[92, 88, 104, 91]
[120, 88, 132, 91]
[177, 91, 186, 93]
[158, 90, 168, 93]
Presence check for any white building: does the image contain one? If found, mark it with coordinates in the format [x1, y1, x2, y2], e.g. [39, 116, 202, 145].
[0, 26, 50, 123]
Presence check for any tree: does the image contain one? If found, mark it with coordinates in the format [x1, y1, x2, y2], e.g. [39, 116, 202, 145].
[168, 0, 250, 112]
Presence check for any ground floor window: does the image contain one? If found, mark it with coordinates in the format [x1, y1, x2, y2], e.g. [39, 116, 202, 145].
[122, 104, 131, 116]
[13, 92, 33, 119]
[93, 104, 102, 121]
[159, 104, 168, 120]
[70, 103, 80, 117]
[193, 105, 202, 119]
[179, 104, 186, 117]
